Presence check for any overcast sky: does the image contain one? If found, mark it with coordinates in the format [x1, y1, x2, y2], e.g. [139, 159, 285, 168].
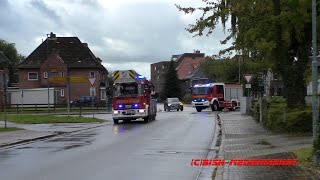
[0, 0, 233, 79]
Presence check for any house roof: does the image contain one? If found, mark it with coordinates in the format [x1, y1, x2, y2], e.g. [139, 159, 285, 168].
[16, 36, 107, 72]
[184, 68, 208, 80]
[0, 52, 9, 63]
[175, 52, 205, 65]
[175, 57, 205, 79]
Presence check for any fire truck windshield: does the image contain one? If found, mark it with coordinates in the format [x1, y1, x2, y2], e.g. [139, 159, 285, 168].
[193, 87, 209, 95]
[113, 84, 142, 97]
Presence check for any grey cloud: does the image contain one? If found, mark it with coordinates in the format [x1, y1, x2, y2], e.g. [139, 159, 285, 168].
[30, 0, 61, 24]
[0, 0, 232, 68]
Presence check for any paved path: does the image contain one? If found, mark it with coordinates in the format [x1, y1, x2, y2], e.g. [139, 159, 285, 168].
[215, 111, 319, 180]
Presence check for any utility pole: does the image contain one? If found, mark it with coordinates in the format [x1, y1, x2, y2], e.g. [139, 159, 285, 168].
[312, 0, 318, 141]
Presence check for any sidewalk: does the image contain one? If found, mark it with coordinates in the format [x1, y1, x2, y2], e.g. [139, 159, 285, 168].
[215, 111, 319, 180]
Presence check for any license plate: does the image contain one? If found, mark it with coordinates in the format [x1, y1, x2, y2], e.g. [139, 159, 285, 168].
[125, 105, 131, 108]
[126, 110, 135, 115]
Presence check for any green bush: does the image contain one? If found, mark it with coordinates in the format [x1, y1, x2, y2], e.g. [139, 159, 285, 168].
[182, 94, 192, 104]
[253, 101, 260, 122]
[285, 109, 312, 133]
[265, 107, 286, 132]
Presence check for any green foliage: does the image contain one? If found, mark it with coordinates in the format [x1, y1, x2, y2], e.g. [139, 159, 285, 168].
[176, 0, 318, 108]
[285, 109, 312, 133]
[262, 97, 312, 133]
[314, 126, 320, 153]
[0, 39, 22, 84]
[163, 60, 181, 99]
[182, 93, 192, 104]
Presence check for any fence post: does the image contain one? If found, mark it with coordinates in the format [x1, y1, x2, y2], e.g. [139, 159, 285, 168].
[79, 106, 82, 117]
[16, 104, 19, 114]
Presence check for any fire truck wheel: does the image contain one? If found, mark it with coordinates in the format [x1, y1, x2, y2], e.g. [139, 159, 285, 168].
[212, 102, 219, 111]
[113, 119, 119, 124]
[143, 116, 150, 123]
[177, 109, 179, 111]
[196, 107, 202, 112]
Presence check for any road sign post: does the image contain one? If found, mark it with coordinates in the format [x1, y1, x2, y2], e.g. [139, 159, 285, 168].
[244, 74, 253, 97]
[89, 77, 96, 118]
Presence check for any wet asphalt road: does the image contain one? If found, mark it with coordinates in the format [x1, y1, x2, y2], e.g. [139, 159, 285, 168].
[0, 106, 217, 180]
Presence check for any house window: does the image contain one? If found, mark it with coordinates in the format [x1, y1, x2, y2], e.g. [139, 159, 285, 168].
[162, 65, 164, 69]
[90, 71, 95, 78]
[155, 67, 157, 71]
[60, 89, 64, 97]
[28, 72, 38, 80]
[101, 89, 106, 100]
[90, 87, 96, 96]
[44, 72, 48, 79]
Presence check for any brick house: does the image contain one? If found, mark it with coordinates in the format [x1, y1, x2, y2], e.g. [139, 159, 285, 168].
[150, 61, 170, 96]
[15, 32, 108, 105]
[175, 51, 205, 80]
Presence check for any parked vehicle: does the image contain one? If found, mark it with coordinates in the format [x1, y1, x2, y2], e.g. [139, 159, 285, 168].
[164, 98, 183, 111]
[70, 96, 97, 107]
[191, 83, 242, 112]
[112, 70, 157, 124]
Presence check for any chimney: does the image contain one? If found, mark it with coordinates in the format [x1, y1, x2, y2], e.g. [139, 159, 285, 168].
[47, 32, 57, 54]
[195, 50, 200, 53]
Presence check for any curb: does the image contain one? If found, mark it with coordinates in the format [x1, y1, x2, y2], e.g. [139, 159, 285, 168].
[214, 113, 226, 180]
[0, 122, 110, 149]
[196, 112, 222, 180]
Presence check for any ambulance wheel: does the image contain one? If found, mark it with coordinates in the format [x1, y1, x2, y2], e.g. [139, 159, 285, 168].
[113, 119, 119, 124]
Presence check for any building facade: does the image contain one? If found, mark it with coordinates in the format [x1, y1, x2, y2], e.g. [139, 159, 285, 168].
[150, 61, 170, 96]
[16, 32, 108, 105]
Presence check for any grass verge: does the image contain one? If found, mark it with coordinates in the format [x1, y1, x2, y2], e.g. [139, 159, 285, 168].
[4, 114, 105, 124]
[291, 147, 320, 176]
[0, 127, 23, 132]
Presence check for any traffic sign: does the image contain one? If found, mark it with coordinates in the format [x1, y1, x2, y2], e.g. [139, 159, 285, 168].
[48, 77, 67, 83]
[70, 76, 86, 83]
[88, 77, 96, 86]
[244, 74, 253, 83]
[246, 84, 252, 89]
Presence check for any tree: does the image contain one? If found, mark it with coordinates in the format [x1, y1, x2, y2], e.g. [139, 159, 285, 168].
[176, 0, 319, 108]
[0, 39, 23, 85]
[163, 60, 181, 99]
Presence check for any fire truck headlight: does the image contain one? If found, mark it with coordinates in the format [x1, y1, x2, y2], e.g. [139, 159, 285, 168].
[201, 99, 205, 102]
[139, 110, 145, 113]
[193, 99, 197, 102]
[118, 104, 123, 108]
[133, 104, 139, 108]
[114, 111, 119, 114]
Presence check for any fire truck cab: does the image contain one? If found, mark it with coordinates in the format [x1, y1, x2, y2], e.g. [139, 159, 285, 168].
[191, 83, 242, 112]
[112, 70, 157, 124]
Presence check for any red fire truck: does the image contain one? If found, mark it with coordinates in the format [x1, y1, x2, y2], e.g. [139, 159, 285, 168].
[112, 70, 157, 124]
[191, 83, 242, 112]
